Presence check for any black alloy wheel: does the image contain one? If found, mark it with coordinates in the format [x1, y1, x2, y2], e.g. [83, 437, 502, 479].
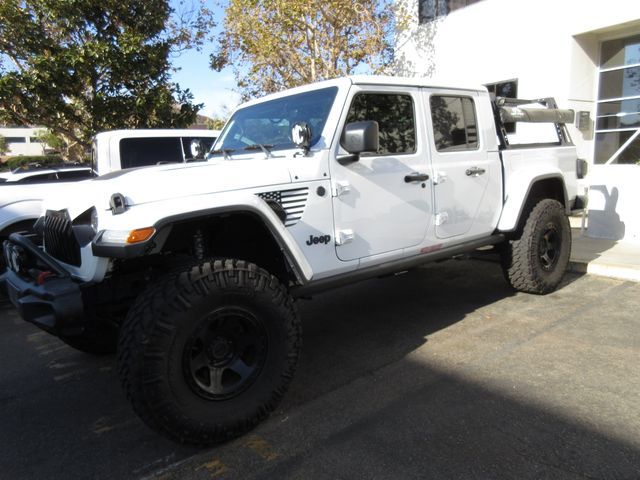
[184, 307, 268, 401]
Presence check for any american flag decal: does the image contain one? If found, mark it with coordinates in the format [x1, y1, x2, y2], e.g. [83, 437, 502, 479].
[257, 187, 309, 227]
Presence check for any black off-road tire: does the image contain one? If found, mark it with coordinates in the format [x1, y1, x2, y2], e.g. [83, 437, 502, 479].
[501, 199, 571, 294]
[117, 259, 301, 445]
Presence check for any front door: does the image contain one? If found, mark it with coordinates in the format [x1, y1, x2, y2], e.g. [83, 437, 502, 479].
[331, 87, 432, 261]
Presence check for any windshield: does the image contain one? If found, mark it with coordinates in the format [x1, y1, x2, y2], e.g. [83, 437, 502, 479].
[214, 86, 338, 153]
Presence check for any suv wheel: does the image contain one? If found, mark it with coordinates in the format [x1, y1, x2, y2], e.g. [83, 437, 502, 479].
[501, 199, 571, 294]
[117, 259, 300, 445]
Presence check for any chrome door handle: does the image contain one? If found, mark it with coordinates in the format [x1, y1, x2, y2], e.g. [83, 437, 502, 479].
[404, 172, 430, 183]
[465, 166, 486, 177]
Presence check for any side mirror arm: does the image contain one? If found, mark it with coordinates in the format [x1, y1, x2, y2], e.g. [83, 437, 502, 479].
[336, 153, 360, 165]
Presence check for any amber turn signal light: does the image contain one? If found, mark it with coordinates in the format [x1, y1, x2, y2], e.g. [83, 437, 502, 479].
[126, 227, 156, 244]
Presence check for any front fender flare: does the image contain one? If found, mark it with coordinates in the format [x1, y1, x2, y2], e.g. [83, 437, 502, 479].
[92, 195, 314, 284]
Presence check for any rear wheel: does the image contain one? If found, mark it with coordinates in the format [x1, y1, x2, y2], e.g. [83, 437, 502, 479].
[117, 259, 300, 445]
[501, 199, 571, 294]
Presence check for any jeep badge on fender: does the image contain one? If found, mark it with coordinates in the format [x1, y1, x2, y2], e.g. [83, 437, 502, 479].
[306, 234, 331, 245]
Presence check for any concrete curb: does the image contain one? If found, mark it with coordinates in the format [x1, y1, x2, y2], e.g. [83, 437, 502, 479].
[569, 260, 640, 282]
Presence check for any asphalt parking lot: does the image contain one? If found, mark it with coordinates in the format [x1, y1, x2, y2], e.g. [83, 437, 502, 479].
[1, 259, 639, 479]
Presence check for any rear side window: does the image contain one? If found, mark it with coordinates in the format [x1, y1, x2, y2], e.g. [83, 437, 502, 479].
[345, 93, 416, 155]
[119, 137, 183, 169]
[430, 96, 478, 151]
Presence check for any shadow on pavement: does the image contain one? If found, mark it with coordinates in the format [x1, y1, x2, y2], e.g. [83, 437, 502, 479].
[1, 260, 637, 479]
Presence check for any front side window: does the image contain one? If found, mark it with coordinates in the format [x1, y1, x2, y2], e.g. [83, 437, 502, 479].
[216, 87, 338, 153]
[345, 93, 416, 155]
[430, 96, 478, 152]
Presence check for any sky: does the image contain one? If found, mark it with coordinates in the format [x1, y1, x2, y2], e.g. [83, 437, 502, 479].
[169, 0, 241, 119]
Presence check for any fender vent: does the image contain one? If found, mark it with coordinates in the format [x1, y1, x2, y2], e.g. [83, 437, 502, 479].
[257, 187, 309, 227]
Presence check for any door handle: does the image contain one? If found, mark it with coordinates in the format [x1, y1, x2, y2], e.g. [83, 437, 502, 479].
[465, 166, 486, 177]
[404, 172, 430, 183]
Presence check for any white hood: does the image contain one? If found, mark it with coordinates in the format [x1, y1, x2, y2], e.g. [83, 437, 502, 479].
[47, 157, 292, 218]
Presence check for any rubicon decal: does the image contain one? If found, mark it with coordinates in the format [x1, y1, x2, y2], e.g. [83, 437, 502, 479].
[306, 235, 331, 246]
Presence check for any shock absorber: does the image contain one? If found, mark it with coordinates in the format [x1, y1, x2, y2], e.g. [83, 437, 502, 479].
[193, 229, 205, 261]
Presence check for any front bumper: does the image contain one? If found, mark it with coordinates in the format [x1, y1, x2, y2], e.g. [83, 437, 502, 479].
[2, 233, 86, 336]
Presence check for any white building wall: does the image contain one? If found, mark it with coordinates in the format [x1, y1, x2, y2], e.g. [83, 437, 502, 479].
[0, 127, 48, 156]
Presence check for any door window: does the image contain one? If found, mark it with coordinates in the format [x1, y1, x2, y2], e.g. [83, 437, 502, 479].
[345, 93, 416, 155]
[430, 96, 478, 152]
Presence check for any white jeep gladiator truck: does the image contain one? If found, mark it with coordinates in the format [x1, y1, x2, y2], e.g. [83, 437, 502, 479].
[2, 76, 585, 445]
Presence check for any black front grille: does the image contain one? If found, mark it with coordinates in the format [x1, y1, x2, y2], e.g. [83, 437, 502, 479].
[44, 210, 81, 266]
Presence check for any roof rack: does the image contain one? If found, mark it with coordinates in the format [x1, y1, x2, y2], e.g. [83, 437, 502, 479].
[490, 96, 575, 149]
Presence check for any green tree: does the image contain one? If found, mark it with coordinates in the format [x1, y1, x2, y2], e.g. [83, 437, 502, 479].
[0, 135, 7, 156]
[33, 129, 65, 155]
[212, 0, 395, 99]
[206, 116, 227, 131]
[0, 0, 214, 160]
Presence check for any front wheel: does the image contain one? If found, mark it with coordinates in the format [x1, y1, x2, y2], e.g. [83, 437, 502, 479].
[501, 199, 571, 294]
[117, 259, 301, 445]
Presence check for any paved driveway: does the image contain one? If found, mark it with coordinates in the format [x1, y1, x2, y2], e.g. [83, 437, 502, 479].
[1, 259, 639, 479]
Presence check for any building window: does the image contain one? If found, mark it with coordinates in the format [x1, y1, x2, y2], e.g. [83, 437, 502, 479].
[418, 0, 483, 23]
[5, 137, 26, 143]
[485, 79, 518, 134]
[430, 96, 478, 151]
[595, 34, 640, 164]
[345, 93, 416, 155]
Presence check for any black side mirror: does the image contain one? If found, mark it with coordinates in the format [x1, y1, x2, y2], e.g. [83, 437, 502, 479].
[342, 121, 379, 154]
[338, 121, 379, 165]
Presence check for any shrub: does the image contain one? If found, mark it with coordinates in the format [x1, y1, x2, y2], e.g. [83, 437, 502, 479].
[6, 155, 69, 171]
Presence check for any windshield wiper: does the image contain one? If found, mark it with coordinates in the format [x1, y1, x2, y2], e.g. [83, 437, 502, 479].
[243, 144, 273, 158]
[209, 148, 235, 160]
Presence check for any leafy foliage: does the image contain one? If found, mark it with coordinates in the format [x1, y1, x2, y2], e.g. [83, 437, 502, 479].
[212, 0, 395, 99]
[6, 155, 64, 171]
[206, 116, 227, 131]
[0, 135, 7, 155]
[0, 0, 214, 160]
[33, 129, 65, 154]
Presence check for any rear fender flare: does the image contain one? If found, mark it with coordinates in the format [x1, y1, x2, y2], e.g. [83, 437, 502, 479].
[498, 170, 568, 232]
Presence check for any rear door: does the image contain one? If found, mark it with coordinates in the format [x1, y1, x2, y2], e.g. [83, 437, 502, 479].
[425, 90, 501, 239]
